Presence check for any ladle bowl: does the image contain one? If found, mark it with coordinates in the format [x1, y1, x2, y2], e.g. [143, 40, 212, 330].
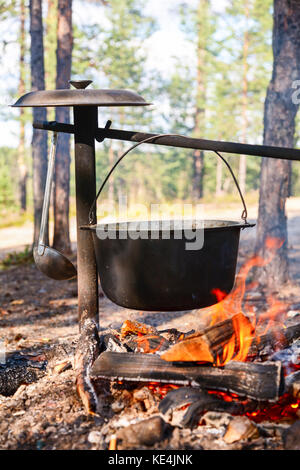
[33, 245, 77, 280]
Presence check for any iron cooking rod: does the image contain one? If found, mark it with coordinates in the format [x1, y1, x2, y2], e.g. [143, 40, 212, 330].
[33, 120, 300, 162]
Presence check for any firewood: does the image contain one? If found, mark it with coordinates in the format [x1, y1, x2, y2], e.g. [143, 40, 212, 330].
[74, 312, 101, 415]
[120, 320, 157, 338]
[53, 360, 72, 374]
[248, 322, 300, 357]
[91, 351, 284, 401]
[160, 313, 253, 363]
[125, 334, 170, 353]
[285, 370, 300, 398]
[159, 328, 193, 343]
[0, 352, 46, 396]
[158, 387, 256, 429]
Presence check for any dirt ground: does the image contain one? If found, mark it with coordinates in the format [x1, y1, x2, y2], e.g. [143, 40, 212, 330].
[0, 202, 300, 450]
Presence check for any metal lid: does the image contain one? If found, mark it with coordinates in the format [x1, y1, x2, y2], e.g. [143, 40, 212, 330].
[12, 80, 151, 108]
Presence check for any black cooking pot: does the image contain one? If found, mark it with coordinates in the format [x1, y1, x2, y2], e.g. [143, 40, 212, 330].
[81, 134, 254, 312]
[83, 219, 253, 311]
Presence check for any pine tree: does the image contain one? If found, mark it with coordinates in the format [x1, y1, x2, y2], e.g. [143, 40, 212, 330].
[30, 0, 48, 246]
[179, 0, 215, 200]
[255, 0, 300, 289]
[97, 0, 156, 202]
[53, 0, 73, 254]
[18, 0, 27, 212]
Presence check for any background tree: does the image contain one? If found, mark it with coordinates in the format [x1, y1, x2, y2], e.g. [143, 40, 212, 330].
[30, 0, 48, 246]
[52, 0, 73, 254]
[255, 0, 300, 289]
[97, 0, 156, 204]
[180, 0, 215, 200]
[18, 0, 27, 212]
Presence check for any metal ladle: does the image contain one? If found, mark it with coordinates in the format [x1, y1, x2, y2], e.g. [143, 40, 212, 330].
[33, 132, 77, 280]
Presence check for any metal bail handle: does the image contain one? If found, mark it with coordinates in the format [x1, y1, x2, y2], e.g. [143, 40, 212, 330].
[89, 133, 249, 225]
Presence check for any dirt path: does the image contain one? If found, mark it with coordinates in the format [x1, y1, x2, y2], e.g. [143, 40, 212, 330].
[1, 198, 299, 259]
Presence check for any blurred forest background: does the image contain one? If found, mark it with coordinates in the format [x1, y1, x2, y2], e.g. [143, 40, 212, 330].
[0, 0, 300, 288]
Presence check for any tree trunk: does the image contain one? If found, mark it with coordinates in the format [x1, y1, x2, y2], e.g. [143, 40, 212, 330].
[192, 150, 204, 199]
[215, 155, 223, 196]
[192, 0, 208, 200]
[18, 0, 27, 212]
[53, 0, 73, 254]
[108, 143, 114, 204]
[239, 0, 249, 195]
[30, 0, 48, 246]
[255, 0, 300, 289]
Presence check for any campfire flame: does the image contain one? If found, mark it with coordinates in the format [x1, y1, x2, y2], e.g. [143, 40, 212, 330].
[202, 237, 289, 365]
[117, 236, 299, 425]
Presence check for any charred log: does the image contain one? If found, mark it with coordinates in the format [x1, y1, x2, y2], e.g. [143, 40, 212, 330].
[0, 353, 46, 396]
[90, 351, 284, 401]
[285, 370, 300, 398]
[159, 387, 256, 429]
[248, 322, 300, 358]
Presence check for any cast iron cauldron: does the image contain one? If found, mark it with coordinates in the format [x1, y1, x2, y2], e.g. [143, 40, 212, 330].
[82, 134, 254, 312]
[83, 219, 253, 311]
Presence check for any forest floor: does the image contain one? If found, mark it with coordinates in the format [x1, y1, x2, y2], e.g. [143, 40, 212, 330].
[0, 199, 300, 450]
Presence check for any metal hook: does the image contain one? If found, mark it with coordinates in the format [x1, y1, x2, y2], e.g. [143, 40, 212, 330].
[96, 120, 112, 143]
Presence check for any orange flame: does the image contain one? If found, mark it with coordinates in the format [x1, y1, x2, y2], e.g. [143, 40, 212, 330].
[200, 237, 290, 365]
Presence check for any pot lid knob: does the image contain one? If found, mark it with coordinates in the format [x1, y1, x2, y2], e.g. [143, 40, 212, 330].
[69, 79, 93, 89]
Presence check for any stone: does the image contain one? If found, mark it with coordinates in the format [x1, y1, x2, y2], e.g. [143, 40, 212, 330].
[283, 421, 300, 450]
[116, 416, 172, 449]
[223, 416, 260, 444]
[88, 431, 102, 445]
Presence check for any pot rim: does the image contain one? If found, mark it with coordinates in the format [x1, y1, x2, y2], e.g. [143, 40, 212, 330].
[81, 219, 255, 232]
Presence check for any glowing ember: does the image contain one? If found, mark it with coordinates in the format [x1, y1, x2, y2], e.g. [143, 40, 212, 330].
[246, 395, 300, 423]
[147, 382, 180, 399]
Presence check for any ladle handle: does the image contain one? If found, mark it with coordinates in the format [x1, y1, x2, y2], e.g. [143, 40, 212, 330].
[38, 132, 58, 253]
[89, 133, 249, 225]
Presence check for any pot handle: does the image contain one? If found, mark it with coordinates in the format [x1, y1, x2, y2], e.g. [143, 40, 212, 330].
[88, 134, 249, 225]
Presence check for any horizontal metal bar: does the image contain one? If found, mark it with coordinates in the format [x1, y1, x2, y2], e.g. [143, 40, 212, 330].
[33, 120, 300, 161]
[98, 128, 300, 162]
[33, 120, 74, 134]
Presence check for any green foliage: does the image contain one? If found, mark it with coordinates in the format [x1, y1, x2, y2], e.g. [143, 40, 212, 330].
[1, 0, 300, 234]
[0, 246, 33, 270]
[0, 148, 19, 209]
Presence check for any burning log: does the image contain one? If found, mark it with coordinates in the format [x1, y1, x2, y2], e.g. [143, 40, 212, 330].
[90, 351, 284, 401]
[248, 322, 300, 358]
[74, 312, 101, 415]
[285, 371, 300, 399]
[160, 313, 254, 364]
[124, 334, 170, 354]
[120, 320, 158, 338]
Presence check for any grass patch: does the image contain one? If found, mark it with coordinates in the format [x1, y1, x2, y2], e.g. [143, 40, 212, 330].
[0, 245, 33, 270]
[0, 209, 33, 230]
